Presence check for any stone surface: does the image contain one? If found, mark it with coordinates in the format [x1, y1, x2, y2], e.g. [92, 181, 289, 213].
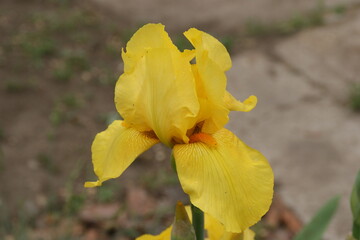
[226, 50, 360, 239]
[275, 10, 360, 103]
[90, 0, 360, 34]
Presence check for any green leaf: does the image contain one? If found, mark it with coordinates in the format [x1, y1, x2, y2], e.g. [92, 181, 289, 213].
[351, 171, 360, 223]
[351, 170, 360, 239]
[353, 221, 360, 240]
[294, 196, 340, 240]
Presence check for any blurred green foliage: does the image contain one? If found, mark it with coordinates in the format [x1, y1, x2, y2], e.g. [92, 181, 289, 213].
[0, 126, 4, 142]
[96, 184, 116, 203]
[62, 94, 81, 109]
[245, 1, 326, 37]
[351, 171, 360, 239]
[350, 84, 360, 112]
[294, 196, 340, 240]
[5, 81, 33, 93]
[37, 152, 59, 174]
[332, 4, 347, 15]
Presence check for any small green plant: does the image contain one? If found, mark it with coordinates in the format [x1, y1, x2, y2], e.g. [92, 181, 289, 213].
[96, 185, 115, 203]
[350, 171, 360, 239]
[65, 194, 85, 215]
[245, 2, 325, 37]
[53, 51, 90, 84]
[245, 20, 269, 37]
[0, 203, 30, 239]
[0, 127, 5, 142]
[62, 94, 81, 109]
[50, 106, 66, 126]
[21, 35, 56, 59]
[37, 152, 58, 174]
[53, 65, 73, 83]
[49, 94, 82, 126]
[333, 4, 347, 15]
[350, 84, 360, 112]
[5, 81, 31, 93]
[64, 51, 89, 71]
[0, 148, 4, 173]
[46, 129, 57, 141]
[141, 169, 179, 192]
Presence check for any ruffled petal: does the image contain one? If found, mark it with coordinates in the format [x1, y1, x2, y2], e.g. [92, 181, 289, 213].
[184, 28, 231, 133]
[184, 28, 257, 133]
[122, 23, 178, 73]
[224, 92, 257, 112]
[84, 120, 159, 187]
[191, 57, 230, 134]
[173, 128, 274, 232]
[184, 28, 232, 71]
[116, 47, 199, 146]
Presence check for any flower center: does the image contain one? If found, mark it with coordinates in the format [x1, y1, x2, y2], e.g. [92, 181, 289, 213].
[189, 132, 217, 147]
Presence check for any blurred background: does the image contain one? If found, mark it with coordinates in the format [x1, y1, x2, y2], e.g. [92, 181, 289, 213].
[0, 0, 360, 239]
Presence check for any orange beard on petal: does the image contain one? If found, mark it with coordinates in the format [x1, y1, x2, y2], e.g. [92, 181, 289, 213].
[189, 132, 217, 147]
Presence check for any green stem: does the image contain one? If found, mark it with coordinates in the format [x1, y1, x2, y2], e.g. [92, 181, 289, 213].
[191, 204, 204, 240]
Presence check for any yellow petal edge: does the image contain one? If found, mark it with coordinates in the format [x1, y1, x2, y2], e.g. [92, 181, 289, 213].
[135, 207, 255, 240]
[85, 120, 159, 187]
[173, 128, 274, 232]
[115, 24, 199, 146]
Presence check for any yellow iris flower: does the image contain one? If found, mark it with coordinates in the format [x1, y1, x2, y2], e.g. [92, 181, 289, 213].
[137, 205, 255, 240]
[85, 23, 274, 233]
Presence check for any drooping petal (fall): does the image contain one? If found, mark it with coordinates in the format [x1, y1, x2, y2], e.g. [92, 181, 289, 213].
[173, 128, 274, 232]
[84, 120, 159, 187]
[116, 47, 199, 146]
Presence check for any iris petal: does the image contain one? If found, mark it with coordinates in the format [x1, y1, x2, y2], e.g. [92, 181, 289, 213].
[190, 52, 230, 134]
[135, 206, 255, 240]
[85, 120, 159, 187]
[122, 23, 178, 73]
[184, 28, 232, 133]
[116, 47, 199, 146]
[224, 92, 257, 112]
[173, 128, 274, 232]
[205, 213, 255, 240]
[184, 28, 232, 71]
[136, 226, 172, 240]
